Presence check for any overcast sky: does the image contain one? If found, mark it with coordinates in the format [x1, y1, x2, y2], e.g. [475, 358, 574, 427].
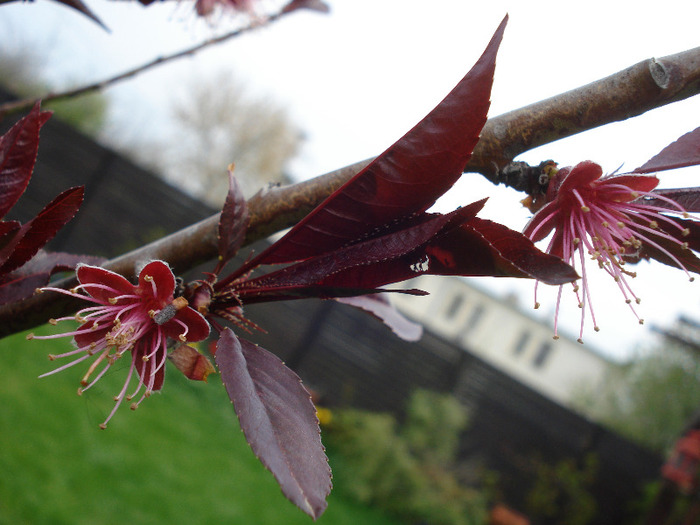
[2, 0, 700, 359]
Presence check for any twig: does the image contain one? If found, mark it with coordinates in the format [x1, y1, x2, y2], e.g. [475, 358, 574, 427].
[472, 46, 700, 182]
[2, 47, 700, 337]
[0, 8, 292, 120]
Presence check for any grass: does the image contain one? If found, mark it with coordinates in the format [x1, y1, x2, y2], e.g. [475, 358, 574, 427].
[0, 325, 403, 525]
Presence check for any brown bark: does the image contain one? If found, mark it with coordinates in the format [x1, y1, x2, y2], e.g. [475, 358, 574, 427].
[1, 47, 700, 338]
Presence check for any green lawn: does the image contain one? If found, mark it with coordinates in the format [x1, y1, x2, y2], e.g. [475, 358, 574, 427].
[0, 325, 402, 525]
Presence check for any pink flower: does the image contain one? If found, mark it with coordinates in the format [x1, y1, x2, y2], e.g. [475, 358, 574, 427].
[194, 0, 255, 17]
[523, 161, 693, 342]
[29, 261, 210, 428]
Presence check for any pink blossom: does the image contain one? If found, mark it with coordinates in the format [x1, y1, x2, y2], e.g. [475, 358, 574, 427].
[194, 0, 255, 17]
[28, 261, 210, 428]
[523, 161, 694, 342]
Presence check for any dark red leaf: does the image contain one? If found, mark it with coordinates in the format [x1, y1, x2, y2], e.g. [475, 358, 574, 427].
[634, 127, 700, 174]
[10, 249, 105, 277]
[621, 215, 700, 274]
[445, 217, 581, 284]
[638, 188, 700, 212]
[0, 102, 51, 219]
[335, 295, 423, 341]
[249, 16, 508, 267]
[0, 271, 50, 305]
[675, 218, 700, 255]
[234, 197, 577, 304]
[0, 220, 20, 247]
[51, 0, 108, 30]
[627, 230, 700, 275]
[218, 169, 250, 266]
[0, 250, 105, 304]
[215, 328, 331, 519]
[309, 217, 577, 289]
[237, 202, 485, 302]
[0, 186, 84, 274]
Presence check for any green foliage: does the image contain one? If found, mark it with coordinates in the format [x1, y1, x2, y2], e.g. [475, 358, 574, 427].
[524, 454, 599, 525]
[0, 47, 107, 136]
[402, 388, 469, 466]
[324, 390, 489, 525]
[0, 326, 402, 525]
[629, 481, 698, 523]
[574, 343, 700, 452]
[43, 94, 108, 137]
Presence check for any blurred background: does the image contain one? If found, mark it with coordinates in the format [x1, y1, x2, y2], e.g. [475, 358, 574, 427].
[2, 1, 700, 523]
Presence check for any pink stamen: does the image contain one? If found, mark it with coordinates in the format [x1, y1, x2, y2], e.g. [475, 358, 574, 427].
[80, 357, 114, 392]
[100, 360, 137, 429]
[39, 353, 93, 378]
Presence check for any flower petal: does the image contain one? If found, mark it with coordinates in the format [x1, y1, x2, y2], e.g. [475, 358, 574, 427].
[163, 307, 211, 343]
[77, 264, 134, 302]
[604, 174, 659, 195]
[133, 338, 166, 392]
[558, 161, 602, 194]
[138, 260, 176, 302]
[523, 201, 560, 242]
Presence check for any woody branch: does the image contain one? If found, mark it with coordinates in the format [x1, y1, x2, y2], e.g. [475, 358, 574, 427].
[0, 46, 698, 337]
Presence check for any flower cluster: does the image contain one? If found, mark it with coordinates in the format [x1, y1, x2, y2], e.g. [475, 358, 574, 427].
[524, 160, 695, 342]
[28, 261, 209, 428]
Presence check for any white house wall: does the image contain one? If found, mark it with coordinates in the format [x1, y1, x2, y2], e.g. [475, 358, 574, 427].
[392, 275, 610, 408]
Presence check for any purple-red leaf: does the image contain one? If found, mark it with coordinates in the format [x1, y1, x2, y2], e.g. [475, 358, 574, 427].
[0, 102, 52, 219]
[236, 197, 577, 303]
[634, 127, 700, 174]
[0, 271, 50, 305]
[16, 250, 107, 276]
[639, 188, 700, 212]
[250, 16, 508, 267]
[336, 294, 423, 342]
[215, 328, 331, 519]
[310, 217, 578, 289]
[443, 217, 581, 284]
[0, 220, 20, 245]
[0, 250, 106, 304]
[238, 202, 486, 302]
[0, 186, 84, 274]
[218, 169, 250, 265]
[0, 250, 106, 305]
[50, 0, 108, 30]
[623, 215, 700, 274]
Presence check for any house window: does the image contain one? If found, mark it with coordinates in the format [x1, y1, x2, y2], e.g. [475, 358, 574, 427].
[513, 331, 530, 355]
[532, 342, 553, 368]
[464, 304, 485, 332]
[444, 294, 464, 319]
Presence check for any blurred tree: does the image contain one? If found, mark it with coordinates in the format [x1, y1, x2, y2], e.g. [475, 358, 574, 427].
[574, 321, 700, 453]
[324, 389, 489, 525]
[401, 388, 468, 467]
[525, 454, 598, 525]
[0, 46, 107, 135]
[142, 71, 303, 206]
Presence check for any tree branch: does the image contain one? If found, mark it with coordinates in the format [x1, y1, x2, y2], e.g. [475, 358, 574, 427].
[472, 46, 700, 182]
[2, 46, 700, 338]
[0, 7, 296, 120]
